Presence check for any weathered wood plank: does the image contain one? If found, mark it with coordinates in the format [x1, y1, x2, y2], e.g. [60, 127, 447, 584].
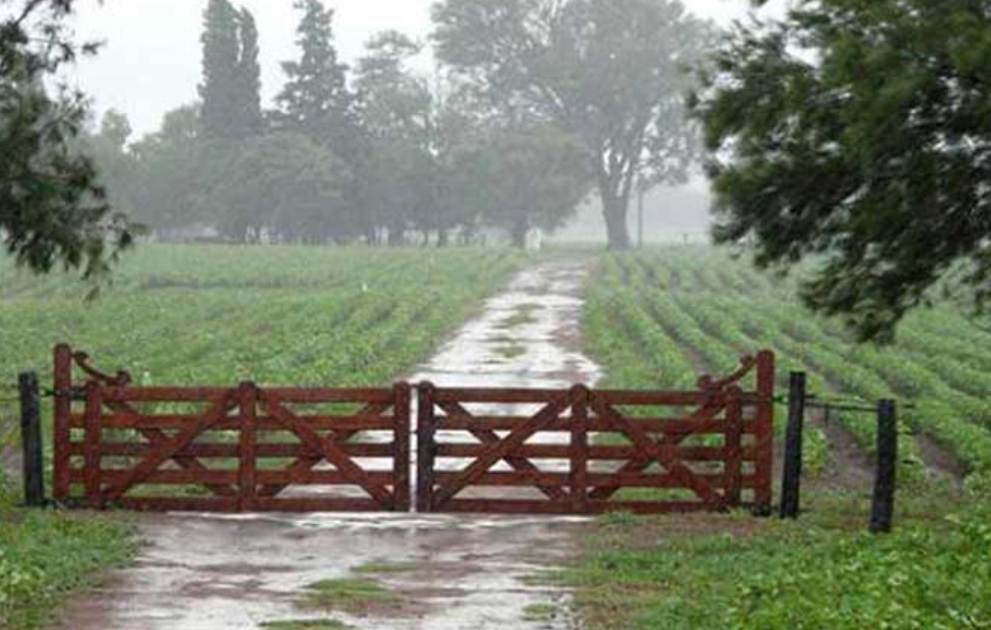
[433, 389, 570, 404]
[102, 387, 395, 404]
[434, 443, 761, 462]
[724, 390, 744, 505]
[754, 350, 776, 511]
[72, 469, 397, 486]
[69, 413, 396, 431]
[430, 471, 760, 489]
[571, 385, 589, 513]
[68, 442, 394, 459]
[416, 382, 437, 513]
[238, 383, 258, 511]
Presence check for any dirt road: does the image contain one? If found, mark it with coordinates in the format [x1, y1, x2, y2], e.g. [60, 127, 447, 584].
[57, 258, 600, 630]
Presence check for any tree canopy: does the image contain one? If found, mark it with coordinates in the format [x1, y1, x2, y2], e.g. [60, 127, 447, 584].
[694, 0, 991, 342]
[0, 0, 134, 280]
[199, 0, 262, 140]
[458, 122, 590, 246]
[433, 0, 711, 249]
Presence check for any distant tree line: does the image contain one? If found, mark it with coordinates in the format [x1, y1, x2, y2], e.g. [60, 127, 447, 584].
[85, 0, 708, 249]
[8, 0, 991, 340]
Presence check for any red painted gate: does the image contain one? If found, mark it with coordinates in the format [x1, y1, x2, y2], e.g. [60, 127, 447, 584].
[416, 351, 775, 515]
[52, 345, 411, 512]
[51, 344, 774, 515]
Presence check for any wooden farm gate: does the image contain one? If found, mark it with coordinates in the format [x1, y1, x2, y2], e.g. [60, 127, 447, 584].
[416, 351, 775, 515]
[51, 345, 411, 512]
[51, 344, 774, 515]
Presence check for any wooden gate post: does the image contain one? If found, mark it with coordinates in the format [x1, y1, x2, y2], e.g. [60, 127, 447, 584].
[753, 351, 776, 515]
[870, 399, 898, 533]
[570, 385, 589, 514]
[83, 381, 104, 509]
[238, 382, 258, 512]
[18, 372, 45, 507]
[724, 389, 744, 507]
[779, 372, 806, 519]
[415, 382, 436, 513]
[392, 382, 412, 512]
[53, 344, 73, 502]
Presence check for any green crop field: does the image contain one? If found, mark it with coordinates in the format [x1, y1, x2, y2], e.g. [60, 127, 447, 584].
[586, 247, 991, 491]
[0, 245, 525, 388]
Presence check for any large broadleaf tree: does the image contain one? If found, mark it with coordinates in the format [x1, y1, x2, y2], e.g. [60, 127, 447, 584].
[694, 0, 991, 341]
[433, 0, 711, 249]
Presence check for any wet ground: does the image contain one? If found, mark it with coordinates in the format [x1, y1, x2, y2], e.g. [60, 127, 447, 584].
[56, 258, 601, 630]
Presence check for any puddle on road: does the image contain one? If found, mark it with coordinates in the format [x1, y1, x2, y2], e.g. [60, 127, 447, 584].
[57, 258, 600, 630]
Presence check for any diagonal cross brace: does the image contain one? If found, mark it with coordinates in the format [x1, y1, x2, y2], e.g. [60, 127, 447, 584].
[104, 399, 238, 497]
[103, 393, 238, 501]
[587, 397, 726, 500]
[439, 401, 570, 502]
[260, 391, 395, 507]
[257, 402, 392, 498]
[591, 400, 726, 506]
[432, 398, 571, 508]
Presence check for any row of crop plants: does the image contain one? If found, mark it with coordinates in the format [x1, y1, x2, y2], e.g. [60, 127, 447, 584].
[617, 254, 833, 473]
[0, 248, 525, 464]
[588, 255, 831, 472]
[0, 248, 522, 384]
[627, 248, 991, 490]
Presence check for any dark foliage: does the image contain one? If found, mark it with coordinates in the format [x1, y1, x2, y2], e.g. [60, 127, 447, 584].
[694, 0, 991, 341]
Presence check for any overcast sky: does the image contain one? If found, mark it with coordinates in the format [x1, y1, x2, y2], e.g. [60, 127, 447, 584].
[63, 0, 785, 138]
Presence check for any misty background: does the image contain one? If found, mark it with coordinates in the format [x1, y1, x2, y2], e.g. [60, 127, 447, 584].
[62, 0, 786, 245]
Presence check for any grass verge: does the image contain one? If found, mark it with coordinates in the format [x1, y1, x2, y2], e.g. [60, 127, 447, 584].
[350, 561, 418, 575]
[554, 492, 989, 630]
[299, 578, 403, 616]
[0, 483, 135, 629]
[260, 620, 353, 630]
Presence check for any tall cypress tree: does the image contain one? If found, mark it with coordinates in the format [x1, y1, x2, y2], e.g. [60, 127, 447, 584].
[199, 0, 241, 140]
[276, 0, 359, 150]
[277, 0, 368, 238]
[199, 0, 263, 140]
[236, 8, 264, 136]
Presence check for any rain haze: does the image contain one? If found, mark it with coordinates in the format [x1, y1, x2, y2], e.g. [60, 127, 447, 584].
[69, 0, 781, 135]
[9, 1, 978, 629]
[65, 0, 787, 243]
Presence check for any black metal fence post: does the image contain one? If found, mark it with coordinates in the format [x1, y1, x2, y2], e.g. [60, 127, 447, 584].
[870, 399, 898, 533]
[779, 372, 806, 519]
[19, 371, 45, 507]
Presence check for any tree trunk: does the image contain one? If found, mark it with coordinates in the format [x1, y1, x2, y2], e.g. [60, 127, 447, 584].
[511, 221, 528, 249]
[602, 193, 632, 250]
[388, 226, 405, 247]
[437, 229, 449, 248]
